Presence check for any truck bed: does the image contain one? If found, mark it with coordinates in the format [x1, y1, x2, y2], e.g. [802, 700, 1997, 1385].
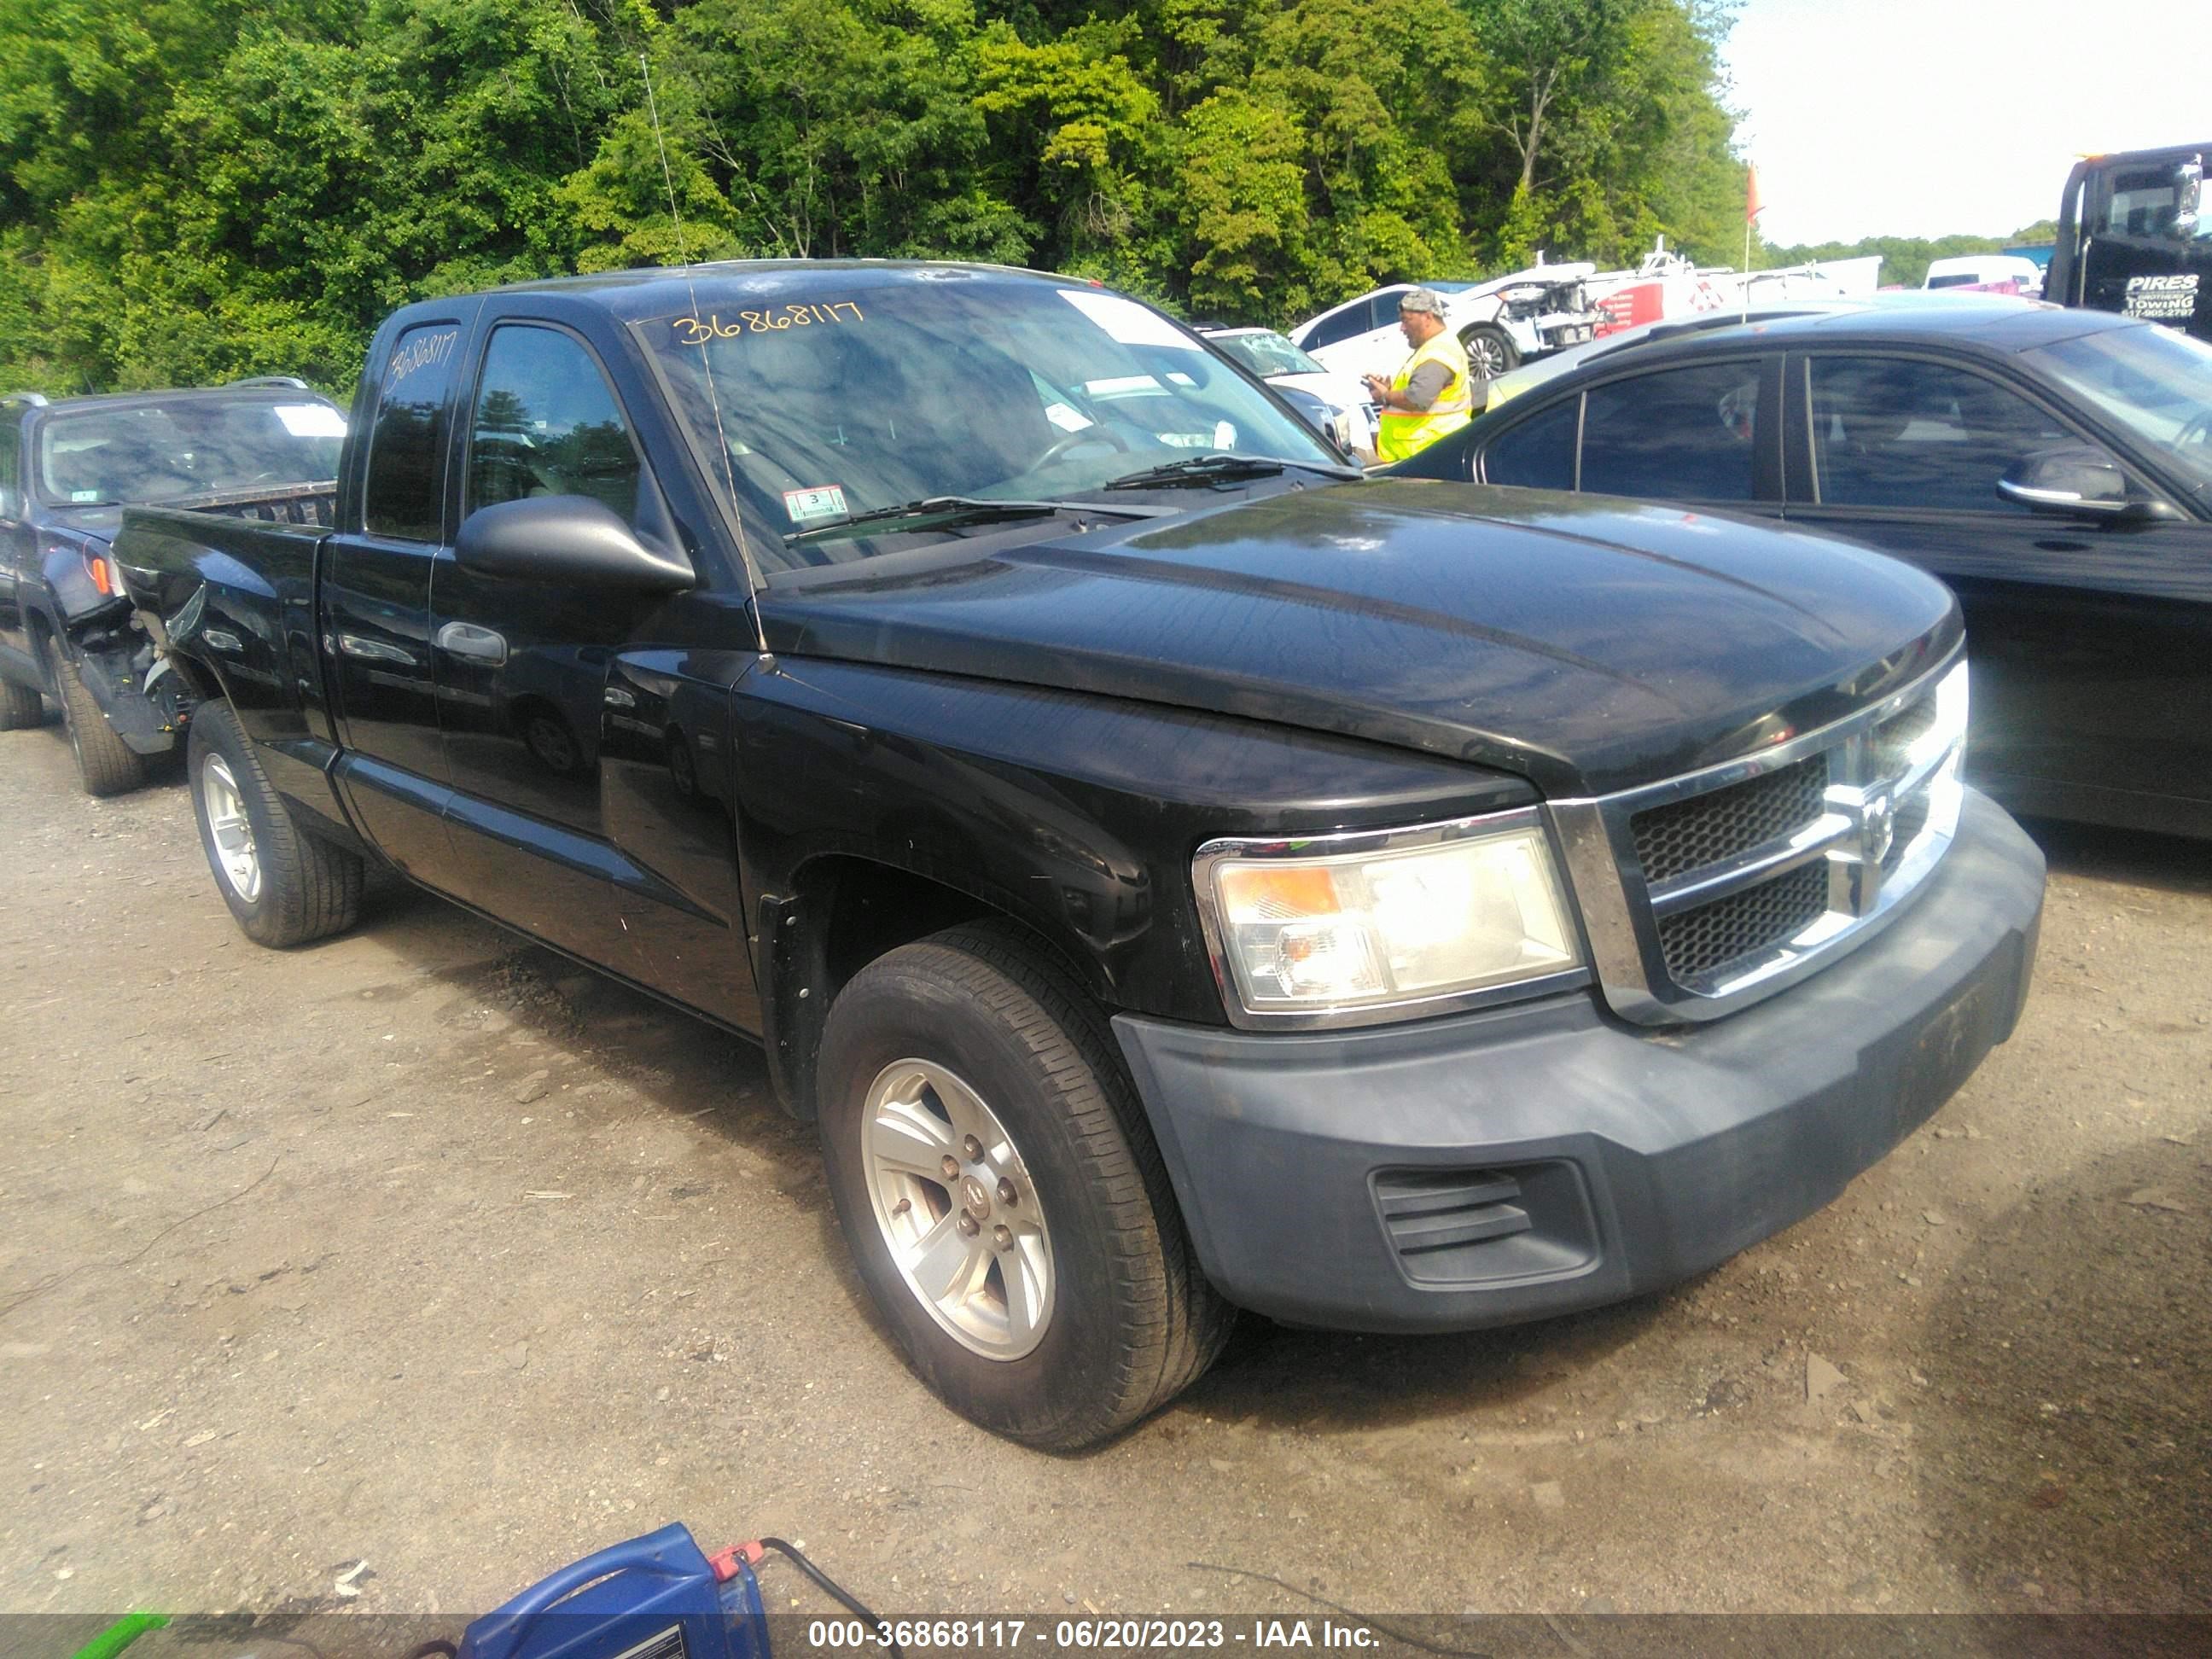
[150, 480, 338, 527]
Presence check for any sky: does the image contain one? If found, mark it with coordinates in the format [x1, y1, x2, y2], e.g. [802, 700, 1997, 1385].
[1721, 0, 2199, 247]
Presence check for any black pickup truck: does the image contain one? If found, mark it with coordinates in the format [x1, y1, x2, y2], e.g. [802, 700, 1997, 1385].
[114, 263, 2046, 1449]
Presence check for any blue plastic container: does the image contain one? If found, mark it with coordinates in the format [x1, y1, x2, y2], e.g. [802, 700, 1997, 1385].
[459, 1523, 770, 1659]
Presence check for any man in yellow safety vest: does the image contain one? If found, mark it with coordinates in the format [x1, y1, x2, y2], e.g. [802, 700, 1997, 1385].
[1361, 288, 1476, 464]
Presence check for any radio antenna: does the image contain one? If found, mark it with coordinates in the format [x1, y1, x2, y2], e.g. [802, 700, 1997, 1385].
[641, 53, 772, 667]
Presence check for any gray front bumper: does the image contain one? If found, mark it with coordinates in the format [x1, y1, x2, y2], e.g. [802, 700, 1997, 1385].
[1114, 789, 2044, 1333]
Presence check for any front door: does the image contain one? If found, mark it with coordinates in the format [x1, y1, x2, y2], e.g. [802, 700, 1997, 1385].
[1782, 350, 2212, 828]
[431, 320, 677, 966]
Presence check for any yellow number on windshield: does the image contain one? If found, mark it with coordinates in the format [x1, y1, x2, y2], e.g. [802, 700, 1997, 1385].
[669, 302, 864, 346]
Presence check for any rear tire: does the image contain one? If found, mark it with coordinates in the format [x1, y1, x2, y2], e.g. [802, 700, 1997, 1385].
[187, 700, 363, 947]
[1461, 323, 1522, 378]
[43, 634, 146, 796]
[818, 923, 1233, 1450]
[0, 674, 42, 731]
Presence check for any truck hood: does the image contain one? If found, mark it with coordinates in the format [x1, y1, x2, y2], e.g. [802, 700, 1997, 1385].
[757, 478, 1959, 797]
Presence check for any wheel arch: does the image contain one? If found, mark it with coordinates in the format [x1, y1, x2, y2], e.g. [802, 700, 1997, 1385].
[22, 600, 62, 684]
[758, 852, 1109, 1122]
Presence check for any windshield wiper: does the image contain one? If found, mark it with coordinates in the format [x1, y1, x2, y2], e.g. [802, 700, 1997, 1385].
[789, 496, 1107, 545]
[1102, 453, 1360, 490]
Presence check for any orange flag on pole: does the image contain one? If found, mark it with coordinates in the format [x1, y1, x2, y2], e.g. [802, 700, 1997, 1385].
[1746, 163, 1765, 224]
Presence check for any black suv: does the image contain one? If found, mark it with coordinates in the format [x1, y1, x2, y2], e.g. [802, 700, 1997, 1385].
[1, 381, 346, 794]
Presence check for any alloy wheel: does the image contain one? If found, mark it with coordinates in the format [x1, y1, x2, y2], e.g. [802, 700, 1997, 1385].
[201, 754, 263, 903]
[859, 1058, 1055, 1360]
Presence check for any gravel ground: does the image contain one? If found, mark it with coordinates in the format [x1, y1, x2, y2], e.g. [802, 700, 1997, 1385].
[1, 716, 2206, 1636]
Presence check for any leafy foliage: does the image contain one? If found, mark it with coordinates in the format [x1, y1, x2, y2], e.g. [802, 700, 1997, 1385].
[1765, 222, 2062, 291]
[0, 0, 1755, 398]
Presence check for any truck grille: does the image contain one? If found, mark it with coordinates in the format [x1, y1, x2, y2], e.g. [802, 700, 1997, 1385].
[1653, 859, 1831, 982]
[1631, 754, 1831, 885]
[1551, 657, 1969, 1023]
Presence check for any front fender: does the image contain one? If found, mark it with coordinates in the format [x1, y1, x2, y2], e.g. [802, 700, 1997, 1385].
[40, 538, 127, 630]
[733, 655, 1539, 1018]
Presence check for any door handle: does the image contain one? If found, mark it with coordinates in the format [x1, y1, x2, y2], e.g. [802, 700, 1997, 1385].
[435, 621, 509, 665]
[337, 632, 418, 667]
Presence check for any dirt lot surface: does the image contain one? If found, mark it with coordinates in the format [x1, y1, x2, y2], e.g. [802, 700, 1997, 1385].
[3, 719, 2207, 1634]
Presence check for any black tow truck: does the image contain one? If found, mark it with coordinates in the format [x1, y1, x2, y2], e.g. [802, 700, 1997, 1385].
[2048, 143, 2212, 341]
[114, 262, 2045, 1449]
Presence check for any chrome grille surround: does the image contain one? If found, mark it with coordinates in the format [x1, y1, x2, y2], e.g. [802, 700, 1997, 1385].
[1548, 655, 1968, 1025]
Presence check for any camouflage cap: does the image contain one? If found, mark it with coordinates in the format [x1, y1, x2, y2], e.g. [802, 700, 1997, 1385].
[1396, 288, 1447, 317]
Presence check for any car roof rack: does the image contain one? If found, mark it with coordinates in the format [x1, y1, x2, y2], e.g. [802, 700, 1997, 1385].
[229, 375, 311, 389]
[3, 390, 50, 407]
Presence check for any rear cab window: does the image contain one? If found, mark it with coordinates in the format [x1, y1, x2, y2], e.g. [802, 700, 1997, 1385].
[0, 417, 20, 519]
[364, 322, 465, 541]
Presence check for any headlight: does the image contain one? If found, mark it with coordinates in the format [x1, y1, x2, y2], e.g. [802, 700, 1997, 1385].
[1194, 809, 1586, 1030]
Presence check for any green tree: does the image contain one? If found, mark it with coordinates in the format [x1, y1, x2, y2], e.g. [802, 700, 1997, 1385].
[0, 0, 1767, 391]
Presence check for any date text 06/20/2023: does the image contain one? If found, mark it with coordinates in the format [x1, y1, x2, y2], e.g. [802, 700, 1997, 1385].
[804, 1619, 1382, 1651]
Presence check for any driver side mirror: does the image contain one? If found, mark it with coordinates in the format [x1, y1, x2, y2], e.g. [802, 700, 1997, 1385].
[455, 495, 695, 591]
[2173, 158, 2203, 239]
[1997, 445, 2180, 524]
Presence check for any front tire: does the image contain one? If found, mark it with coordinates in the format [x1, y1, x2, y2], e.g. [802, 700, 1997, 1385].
[818, 923, 1233, 1450]
[1461, 323, 1522, 378]
[0, 674, 42, 731]
[43, 635, 146, 796]
[188, 701, 363, 947]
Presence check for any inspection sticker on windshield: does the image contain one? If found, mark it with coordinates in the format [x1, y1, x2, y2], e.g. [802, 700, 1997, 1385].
[1057, 289, 1200, 350]
[783, 484, 849, 524]
[274, 403, 348, 438]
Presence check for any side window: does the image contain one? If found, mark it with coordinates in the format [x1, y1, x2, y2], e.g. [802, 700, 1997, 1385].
[1480, 398, 1579, 491]
[1808, 358, 2073, 512]
[2098, 165, 2190, 240]
[364, 323, 463, 541]
[466, 326, 643, 524]
[0, 419, 20, 519]
[1579, 363, 1761, 501]
[1366, 292, 1406, 333]
[1302, 304, 1371, 352]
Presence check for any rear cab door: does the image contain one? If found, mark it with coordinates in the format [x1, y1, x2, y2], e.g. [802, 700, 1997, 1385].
[324, 302, 482, 885]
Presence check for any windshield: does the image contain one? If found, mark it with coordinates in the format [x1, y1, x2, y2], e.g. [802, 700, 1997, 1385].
[635, 276, 1342, 569]
[1208, 331, 1330, 380]
[34, 397, 346, 507]
[2024, 323, 2212, 498]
